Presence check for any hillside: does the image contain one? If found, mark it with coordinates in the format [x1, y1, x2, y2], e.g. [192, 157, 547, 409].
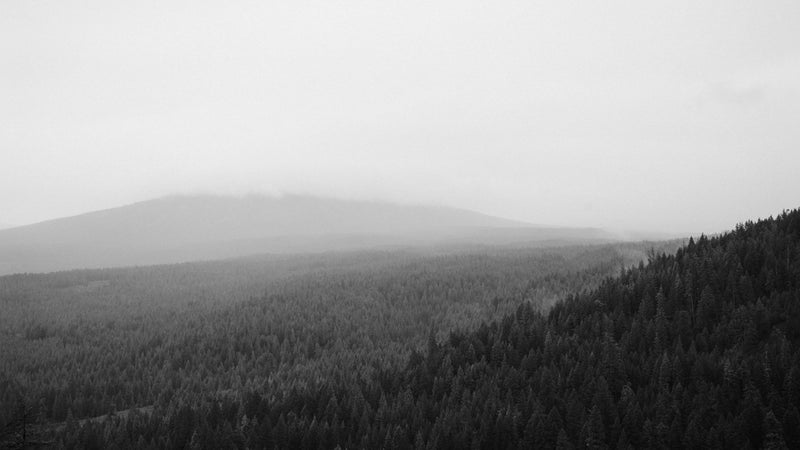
[0, 195, 616, 274]
[254, 208, 796, 449]
[0, 242, 665, 448]
[3, 203, 798, 448]
[19, 207, 794, 449]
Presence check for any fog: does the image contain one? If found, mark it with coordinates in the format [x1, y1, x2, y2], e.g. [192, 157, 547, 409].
[2, 0, 799, 234]
[0, 194, 620, 274]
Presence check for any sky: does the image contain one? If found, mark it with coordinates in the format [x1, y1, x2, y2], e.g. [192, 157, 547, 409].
[2, 0, 799, 234]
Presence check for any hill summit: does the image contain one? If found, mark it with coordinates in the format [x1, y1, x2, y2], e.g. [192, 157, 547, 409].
[0, 194, 613, 274]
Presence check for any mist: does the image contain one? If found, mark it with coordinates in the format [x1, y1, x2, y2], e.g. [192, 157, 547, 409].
[2, 0, 800, 234]
[0, 194, 626, 274]
[6, 3, 800, 446]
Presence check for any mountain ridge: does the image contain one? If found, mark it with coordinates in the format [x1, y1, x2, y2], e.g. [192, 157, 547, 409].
[0, 194, 530, 245]
[0, 194, 617, 274]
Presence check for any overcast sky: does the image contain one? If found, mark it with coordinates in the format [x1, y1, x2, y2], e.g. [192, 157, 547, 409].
[2, 0, 799, 234]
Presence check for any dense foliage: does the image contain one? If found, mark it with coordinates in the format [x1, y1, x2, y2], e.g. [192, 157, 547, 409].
[1, 243, 661, 448]
[8, 205, 800, 449]
[216, 209, 799, 450]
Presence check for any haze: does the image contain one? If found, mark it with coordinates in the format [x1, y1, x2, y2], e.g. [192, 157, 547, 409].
[2, 0, 799, 234]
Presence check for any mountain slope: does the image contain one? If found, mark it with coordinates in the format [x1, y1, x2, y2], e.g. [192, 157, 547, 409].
[136, 207, 798, 449]
[18, 207, 800, 448]
[0, 195, 615, 274]
[365, 208, 800, 449]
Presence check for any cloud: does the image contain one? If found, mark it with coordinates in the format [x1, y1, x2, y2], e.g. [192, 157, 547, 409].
[703, 83, 766, 107]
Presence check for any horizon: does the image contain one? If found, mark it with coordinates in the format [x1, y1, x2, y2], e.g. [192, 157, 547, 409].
[0, 190, 781, 239]
[3, 1, 800, 234]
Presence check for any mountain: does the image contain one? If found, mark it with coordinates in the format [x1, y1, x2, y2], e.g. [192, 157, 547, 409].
[0, 195, 616, 274]
[0, 222, 15, 230]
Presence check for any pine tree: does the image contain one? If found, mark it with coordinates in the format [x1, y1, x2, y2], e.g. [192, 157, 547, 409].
[763, 410, 789, 450]
[189, 429, 202, 450]
[555, 428, 574, 450]
[783, 407, 800, 450]
[582, 404, 607, 450]
[697, 286, 716, 328]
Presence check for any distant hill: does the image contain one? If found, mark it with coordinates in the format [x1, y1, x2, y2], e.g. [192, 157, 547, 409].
[0, 222, 15, 230]
[0, 195, 618, 274]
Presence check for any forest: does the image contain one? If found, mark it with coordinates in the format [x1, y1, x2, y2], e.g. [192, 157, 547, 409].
[2, 209, 799, 448]
[1, 241, 664, 448]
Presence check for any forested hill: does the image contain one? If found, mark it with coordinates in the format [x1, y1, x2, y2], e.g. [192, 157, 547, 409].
[191, 208, 798, 449]
[393, 209, 800, 449]
[6, 208, 799, 449]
